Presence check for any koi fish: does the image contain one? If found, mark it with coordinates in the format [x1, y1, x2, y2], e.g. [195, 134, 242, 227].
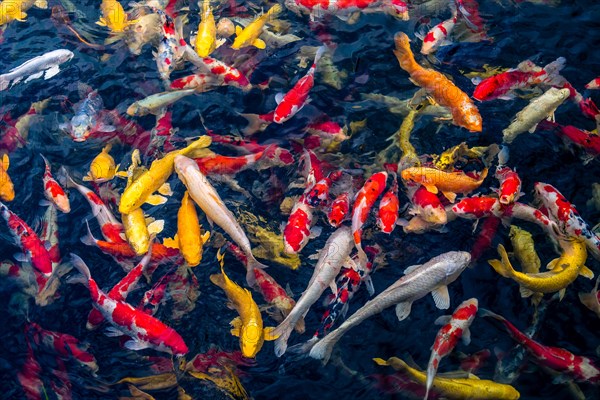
[488, 238, 592, 300]
[174, 154, 268, 286]
[183, 51, 252, 91]
[0, 0, 47, 26]
[17, 340, 44, 400]
[0, 98, 50, 154]
[0, 153, 15, 202]
[309, 251, 471, 363]
[409, 185, 447, 225]
[87, 249, 152, 330]
[305, 170, 343, 208]
[170, 72, 222, 91]
[63, 88, 115, 142]
[273, 46, 326, 124]
[579, 276, 600, 318]
[377, 174, 400, 233]
[0, 48, 73, 91]
[194, 0, 224, 57]
[585, 76, 600, 89]
[503, 87, 570, 143]
[155, 10, 186, 82]
[393, 32, 482, 132]
[534, 182, 600, 260]
[495, 166, 522, 205]
[537, 119, 600, 161]
[210, 252, 278, 358]
[451, 196, 502, 219]
[83, 143, 118, 182]
[401, 166, 488, 203]
[283, 194, 314, 255]
[127, 89, 197, 116]
[119, 135, 211, 214]
[473, 58, 566, 101]
[481, 309, 600, 383]
[39, 154, 70, 213]
[285, 0, 409, 21]
[70, 254, 188, 355]
[509, 225, 543, 306]
[0, 202, 52, 276]
[420, 7, 458, 55]
[97, 0, 137, 33]
[327, 192, 351, 227]
[231, 4, 282, 50]
[425, 298, 479, 400]
[195, 150, 266, 175]
[352, 171, 388, 256]
[373, 357, 520, 400]
[274, 226, 354, 357]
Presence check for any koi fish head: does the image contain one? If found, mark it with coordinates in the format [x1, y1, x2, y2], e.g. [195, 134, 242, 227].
[70, 114, 94, 142]
[472, 77, 499, 101]
[240, 320, 264, 359]
[388, 0, 409, 20]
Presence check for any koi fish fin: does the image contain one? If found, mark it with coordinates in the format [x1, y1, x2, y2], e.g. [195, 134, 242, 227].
[201, 231, 211, 244]
[147, 219, 164, 235]
[363, 276, 375, 296]
[519, 286, 535, 298]
[215, 38, 226, 48]
[1, 154, 9, 170]
[263, 326, 280, 341]
[442, 191, 457, 203]
[579, 290, 600, 314]
[579, 265, 594, 279]
[15, 11, 28, 21]
[235, 25, 243, 36]
[13, 253, 30, 263]
[558, 288, 566, 301]
[431, 285, 450, 309]
[145, 194, 167, 206]
[329, 280, 338, 295]
[96, 18, 107, 27]
[275, 93, 284, 104]
[34, 0, 48, 8]
[252, 38, 266, 49]
[403, 264, 422, 275]
[528, 123, 539, 134]
[288, 336, 318, 354]
[395, 301, 413, 321]
[229, 317, 242, 337]
[209, 272, 225, 288]
[423, 184, 438, 194]
[462, 327, 472, 346]
[434, 315, 451, 326]
[104, 327, 124, 337]
[157, 183, 172, 196]
[124, 339, 151, 351]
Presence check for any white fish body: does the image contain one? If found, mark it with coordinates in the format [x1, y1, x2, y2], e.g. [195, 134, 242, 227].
[0, 49, 74, 91]
[309, 251, 471, 363]
[273, 226, 354, 357]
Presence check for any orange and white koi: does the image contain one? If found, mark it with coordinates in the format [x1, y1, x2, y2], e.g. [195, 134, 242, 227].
[393, 32, 482, 132]
[283, 194, 314, 254]
[377, 174, 400, 234]
[328, 192, 351, 227]
[0, 202, 52, 276]
[401, 166, 488, 203]
[70, 254, 188, 356]
[86, 249, 152, 330]
[195, 149, 266, 175]
[352, 171, 388, 254]
[273, 46, 326, 124]
[409, 185, 447, 225]
[170, 72, 222, 91]
[40, 154, 70, 213]
[425, 298, 478, 400]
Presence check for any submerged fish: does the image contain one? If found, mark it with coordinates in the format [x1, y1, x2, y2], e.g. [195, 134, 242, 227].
[0, 49, 73, 91]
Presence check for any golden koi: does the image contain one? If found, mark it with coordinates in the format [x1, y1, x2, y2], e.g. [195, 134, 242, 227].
[373, 357, 520, 400]
[0, 153, 15, 202]
[509, 225, 543, 306]
[84, 144, 118, 183]
[194, 0, 224, 57]
[393, 32, 482, 132]
[231, 4, 282, 50]
[489, 238, 593, 300]
[118, 136, 212, 214]
[0, 0, 47, 26]
[401, 166, 488, 202]
[97, 0, 137, 33]
[209, 252, 278, 358]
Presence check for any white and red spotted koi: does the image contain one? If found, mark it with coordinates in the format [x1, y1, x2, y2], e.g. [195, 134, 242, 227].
[195, 149, 266, 175]
[17, 339, 44, 400]
[156, 10, 186, 82]
[0, 202, 52, 276]
[284, 194, 314, 254]
[351, 171, 388, 256]
[377, 175, 400, 234]
[26, 322, 98, 373]
[40, 154, 70, 213]
[481, 309, 600, 383]
[420, 9, 458, 55]
[425, 298, 478, 400]
[586, 77, 600, 90]
[66, 174, 125, 243]
[273, 46, 326, 124]
[409, 185, 448, 225]
[70, 254, 188, 356]
[495, 166, 522, 205]
[305, 170, 343, 208]
[286, 0, 409, 21]
[328, 192, 351, 227]
[534, 182, 600, 259]
[184, 49, 252, 91]
[451, 196, 503, 219]
[86, 249, 153, 330]
[170, 72, 222, 91]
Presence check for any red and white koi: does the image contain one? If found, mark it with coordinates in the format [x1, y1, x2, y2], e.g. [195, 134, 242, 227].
[170, 72, 222, 91]
[40, 204, 60, 269]
[0, 98, 50, 154]
[451, 196, 503, 219]
[283, 194, 314, 254]
[305, 120, 349, 149]
[273, 46, 326, 124]
[0, 202, 52, 276]
[70, 254, 189, 356]
[86, 249, 153, 330]
[40, 154, 70, 213]
[17, 340, 44, 400]
[534, 182, 600, 259]
[495, 166, 522, 205]
[285, 0, 409, 21]
[305, 170, 343, 208]
[195, 149, 266, 175]
[351, 171, 388, 255]
[328, 192, 351, 227]
[538, 119, 600, 160]
[425, 298, 479, 400]
[585, 77, 600, 90]
[377, 175, 400, 234]
[409, 185, 448, 225]
[469, 215, 501, 262]
[156, 10, 186, 82]
[420, 8, 458, 55]
[481, 309, 600, 383]
[26, 322, 98, 373]
[473, 58, 566, 101]
[239, 111, 275, 135]
[184, 49, 252, 91]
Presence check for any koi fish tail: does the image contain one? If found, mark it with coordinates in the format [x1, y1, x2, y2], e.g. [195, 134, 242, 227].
[424, 356, 438, 400]
[542, 57, 567, 86]
[80, 221, 97, 247]
[0, 74, 11, 92]
[288, 336, 319, 354]
[239, 113, 271, 136]
[313, 46, 327, 68]
[245, 254, 267, 288]
[308, 333, 338, 364]
[373, 356, 409, 371]
[478, 308, 504, 321]
[69, 254, 92, 282]
[488, 244, 514, 278]
[267, 4, 283, 18]
[273, 320, 293, 357]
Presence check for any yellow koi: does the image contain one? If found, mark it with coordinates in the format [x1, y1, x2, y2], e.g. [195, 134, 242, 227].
[509, 225, 543, 306]
[401, 166, 489, 202]
[489, 238, 593, 300]
[209, 252, 278, 358]
[97, 0, 137, 33]
[231, 4, 282, 50]
[373, 357, 520, 400]
[194, 0, 224, 57]
[84, 143, 118, 182]
[0, 0, 46, 26]
[118, 136, 212, 214]
[0, 154, 15, 202]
